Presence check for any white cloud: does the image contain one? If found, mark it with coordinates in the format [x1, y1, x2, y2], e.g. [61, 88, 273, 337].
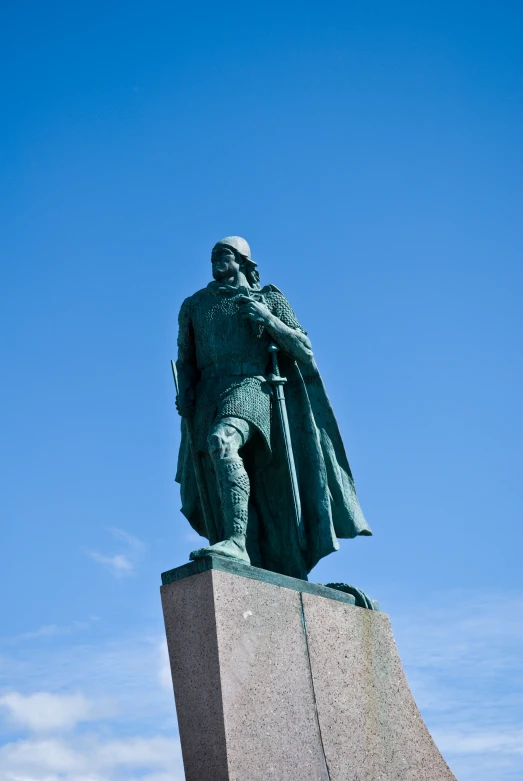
[433, 727, 523, 756]
[88, 528, 146, 579]
[158, 641, 172, 693]
[0, 632, 179, 735]
[108, 528, 146, 554]
[0, 627, 182, 780]
[0, 734, 184, 781]
[1, 618, 100, 646]
[0, 692, 102, 733]
[88, 552, 134, 577]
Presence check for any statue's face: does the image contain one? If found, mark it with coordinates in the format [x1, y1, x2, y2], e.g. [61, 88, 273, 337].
[211, 246, 240, 281]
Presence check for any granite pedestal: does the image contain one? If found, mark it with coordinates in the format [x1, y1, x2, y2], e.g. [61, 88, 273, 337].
[161, 556, 456, 781]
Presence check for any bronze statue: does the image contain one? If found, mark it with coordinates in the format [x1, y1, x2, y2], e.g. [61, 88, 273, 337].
[174, 236, 371, 581]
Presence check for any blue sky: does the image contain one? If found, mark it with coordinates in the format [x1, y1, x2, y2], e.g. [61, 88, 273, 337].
[1, 1, 522, 778]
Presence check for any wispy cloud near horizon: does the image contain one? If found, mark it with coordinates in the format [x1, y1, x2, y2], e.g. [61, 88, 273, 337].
[0, 616, 100, 647]
[0, 623, 181, 780]
[88, 527, 146, 579]
[0, 691, 108, 733]
[393, 591, 523, 781]
[0, 733, 183, 781]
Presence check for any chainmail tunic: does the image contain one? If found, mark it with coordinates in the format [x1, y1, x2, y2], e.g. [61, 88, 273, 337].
[177, 282, 305, 453]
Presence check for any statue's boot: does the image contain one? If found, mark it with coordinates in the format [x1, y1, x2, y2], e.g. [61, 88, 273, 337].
[190, 455, 251, 565]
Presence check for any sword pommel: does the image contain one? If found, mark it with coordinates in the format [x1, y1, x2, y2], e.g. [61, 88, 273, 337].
[268, 343, 281, 377]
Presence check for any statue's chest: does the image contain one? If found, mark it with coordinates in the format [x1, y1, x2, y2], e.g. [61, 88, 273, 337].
[192, 295, 269, 362]
[193, 296, 244, 338]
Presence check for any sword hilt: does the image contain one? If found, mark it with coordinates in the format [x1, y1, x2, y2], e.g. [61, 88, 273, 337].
[268, 343, 281, 377]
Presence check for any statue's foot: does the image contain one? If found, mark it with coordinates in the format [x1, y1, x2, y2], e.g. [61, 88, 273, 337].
[190, 538, 251, 565]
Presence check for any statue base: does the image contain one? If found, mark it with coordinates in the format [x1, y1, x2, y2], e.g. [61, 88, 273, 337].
[160, 556, 456, 781]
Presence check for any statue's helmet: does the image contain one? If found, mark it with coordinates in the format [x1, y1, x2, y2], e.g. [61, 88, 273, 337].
[212, 236, 256, 266]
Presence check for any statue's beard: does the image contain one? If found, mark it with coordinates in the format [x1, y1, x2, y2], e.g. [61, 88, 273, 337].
[212, 267, 230, 281]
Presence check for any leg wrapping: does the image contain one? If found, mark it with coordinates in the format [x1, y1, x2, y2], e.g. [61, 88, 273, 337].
[217, 456, 250, 537]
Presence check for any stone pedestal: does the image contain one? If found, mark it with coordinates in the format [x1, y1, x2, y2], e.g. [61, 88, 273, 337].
[161, 556, 456, 781]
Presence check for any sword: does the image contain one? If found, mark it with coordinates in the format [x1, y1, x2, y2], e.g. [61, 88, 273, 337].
[171, 360, 217, 544]
[267, 344, 307, 552]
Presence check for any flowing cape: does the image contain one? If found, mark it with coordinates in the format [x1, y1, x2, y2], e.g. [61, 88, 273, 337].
[175, 354, 371, 579]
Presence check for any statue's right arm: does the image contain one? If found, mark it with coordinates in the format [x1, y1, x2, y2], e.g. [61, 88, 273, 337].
[176, 297, 198, 418]
[264, 291, 314, 365]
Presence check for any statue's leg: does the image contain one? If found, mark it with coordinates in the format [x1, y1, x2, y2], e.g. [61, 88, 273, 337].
[190, 417, 253, 564]
[199, 452, 223, 544]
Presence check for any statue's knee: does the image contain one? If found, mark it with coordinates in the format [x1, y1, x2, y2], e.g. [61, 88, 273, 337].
[208, 430, 226, 458]
[208, 425, 238, 459]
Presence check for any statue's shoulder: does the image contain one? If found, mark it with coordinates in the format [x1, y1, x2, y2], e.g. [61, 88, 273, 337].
[261, 284, 305, 332]
[260, 283, 286, 298]
[260, 283, 294, 309]
[179, 286, 210, 312]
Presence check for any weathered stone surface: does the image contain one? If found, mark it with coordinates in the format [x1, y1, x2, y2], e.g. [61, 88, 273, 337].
[161, 563, 456, 781]
[302, 592, 456, 781]
[161, 569, 229, 781]
[162, 567, 329, 781]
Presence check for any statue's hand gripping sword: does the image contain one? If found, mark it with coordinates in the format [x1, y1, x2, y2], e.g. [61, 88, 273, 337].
[267, 344, 307, 552]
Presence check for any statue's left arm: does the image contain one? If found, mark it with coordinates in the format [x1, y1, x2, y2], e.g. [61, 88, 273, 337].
[239, 291, 313, 365]
[176, 296, 199, 417]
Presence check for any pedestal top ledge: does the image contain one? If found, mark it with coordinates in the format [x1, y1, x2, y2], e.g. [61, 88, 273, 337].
[161, 553, 378, 611]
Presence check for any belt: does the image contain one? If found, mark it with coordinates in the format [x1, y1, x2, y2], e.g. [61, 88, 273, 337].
[200, 361, 267, 379]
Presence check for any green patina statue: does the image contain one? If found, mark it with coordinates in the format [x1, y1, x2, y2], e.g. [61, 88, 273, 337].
[174, 236, 372, 582]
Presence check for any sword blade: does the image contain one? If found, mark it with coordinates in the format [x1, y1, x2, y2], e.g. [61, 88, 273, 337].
[268, 345, 306, 552]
